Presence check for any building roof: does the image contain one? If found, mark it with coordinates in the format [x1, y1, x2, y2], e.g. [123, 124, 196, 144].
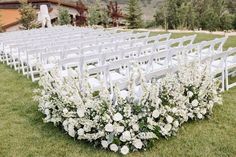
[0, 9, 20, 30]
[0, 0, 77, 31]
[0, 0, 77, 9]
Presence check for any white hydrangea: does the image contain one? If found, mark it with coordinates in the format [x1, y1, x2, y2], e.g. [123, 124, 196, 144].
[120, 131, 131, 142]
[132, 124, 139, 132]
[77, 108, 85, 118]
[192, 99, 199, 107]
[166, 115, 174, 123]
[152, 109, 160, 118]
[113, 113, 123, 122]
[105, 123, 114, 132]
[77, 128, 84, 136]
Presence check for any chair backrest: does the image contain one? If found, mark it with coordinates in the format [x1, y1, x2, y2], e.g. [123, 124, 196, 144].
[132, 31, 150, 39]
[146, 33, 171, 44]
[81, 45, 101, 55]
[210, 37, 228, 53]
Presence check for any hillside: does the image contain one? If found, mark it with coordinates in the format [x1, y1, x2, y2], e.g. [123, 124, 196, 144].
[79, 0, 164, 20]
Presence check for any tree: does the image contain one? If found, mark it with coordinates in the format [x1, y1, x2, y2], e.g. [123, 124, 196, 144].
[154, 1, 168, 30]
[100, 9, 110, 27]
[18, 0, 38, 30]
[126, 0, 143, 29]
[186, 2, 196, 30]
[177, 2, 188, 29]
[58, 7, 71, 25]
[87, 1, 101, 25]
[153, 0, 234, 31]
[75, 0, 88, 26]
[233, 14, 236, 29]
[107, 1, 123, 27]
[220, 12, 233, 31]
[201, 7, 220, 31]
[166, 0, 178, 29]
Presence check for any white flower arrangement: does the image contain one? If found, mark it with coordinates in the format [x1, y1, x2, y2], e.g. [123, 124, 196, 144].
[34, 63, 222, 155]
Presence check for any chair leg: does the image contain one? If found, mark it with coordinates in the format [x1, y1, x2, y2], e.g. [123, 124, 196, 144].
[225, 68, 229, 91]
[21, 61, 27, 75]
[221, 70, 225, 92]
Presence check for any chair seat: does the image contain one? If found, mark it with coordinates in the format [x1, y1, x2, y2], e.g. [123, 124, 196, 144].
[227, 56, 236, 63]
[211, 66, 223, 75]
[152, 62, 166, 71]
[120, 90, 128, 99]
[211, 60, 223, 68]
[42, 64, 55, 71]
[109, 71, 125, 81]
[88, 77, 101, 90]
[66, 53, 79, 58]
[87, 65, 96, 69]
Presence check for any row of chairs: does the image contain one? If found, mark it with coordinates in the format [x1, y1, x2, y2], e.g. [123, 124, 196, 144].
[1, 27, 236, 96]
[1, 30, 172, 81]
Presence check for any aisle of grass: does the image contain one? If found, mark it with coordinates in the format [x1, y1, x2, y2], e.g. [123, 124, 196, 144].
[0, 33, 236, 157]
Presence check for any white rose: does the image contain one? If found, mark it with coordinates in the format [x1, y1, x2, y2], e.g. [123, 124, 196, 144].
[132, 124, 139, 132]
[200, 108, 207, 114]
[187, 91, 194, 98]
[152, 109, 160, 118]
[63, 108, 68, 114]
[172, 107, 177, 113]
[77, 128, 84, 136]
[68, 125, 75, 137]
[45, 109, 50, 115]
[101, 140, 109, 148]
[166, 115, 174, 123]
[116, 125, 124, 133]
[164, 123, 172, 132]
[121, 131, 131, 142]
[62, 120, 68, 131]
[77, 108, 85, 117]
[173, 120, 179, 128]
[105, 123, 114, 132]
[113, 113, 123, 122]
[110, 144, 118, 152]
[192, 99, 199, 107]
[197, 113, 203, 119]
[120, 145, 129, 155]
[132, 139, 143, 149]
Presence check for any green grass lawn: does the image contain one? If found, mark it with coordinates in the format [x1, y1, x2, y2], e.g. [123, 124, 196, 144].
[0, 33, 236, 157]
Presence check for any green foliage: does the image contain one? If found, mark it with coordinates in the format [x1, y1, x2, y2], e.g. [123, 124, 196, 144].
[233, 14, 236, 29]
[100, 10, 110, 27]
[153, 0, 235, 31]
[88, 1, 101, 25]
[166, 0, 178, 29]
[201, 7, 220, 32]
[144, 20, 157, 28]
[87, 0, 109, 26]
[153, 5, 168, 30]
[220, 12, 234, 31]
[19, 0, 38, 30]
[58, 7, 71, 25]
[126, 0, 143, 29]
